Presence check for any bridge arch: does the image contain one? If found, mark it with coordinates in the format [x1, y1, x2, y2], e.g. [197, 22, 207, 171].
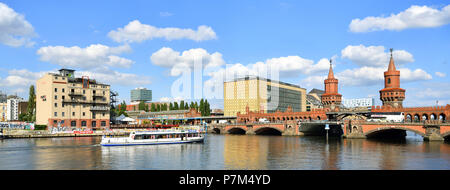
[227, 127, 246, 135]
[212, 128, 221, 134]
[406, 114, 412, 122]
[442, 132, 450, 141]
[414, 114, 420, 122]
[364, 126, 426, 139]
[422, 114, 429, 121]
[439, 113, 446, 121]
[430, 113, 437, 120]
[254, 126, 282, 136]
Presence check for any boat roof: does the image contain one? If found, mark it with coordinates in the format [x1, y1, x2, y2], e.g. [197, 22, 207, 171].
[134, 130, 201, 135]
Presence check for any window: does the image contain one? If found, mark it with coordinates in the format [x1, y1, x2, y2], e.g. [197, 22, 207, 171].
[55, 95, 57, 100]
[388, 78, 391, 84]
[82, 112, 85, 116]
[54, 112, 57, 117]
[62, 112, 65, 117]
[72, 112, 75, 116]
[62, 88, 65, 93]
[81, 121, 86, 127]
[92, 121, 97, 127]
[54, 103, 57, 107]
[71, 121, 76, 127]
[55, 88, 58, 92]
[62, 95, 65, 100]
[83, 90, 85, 94]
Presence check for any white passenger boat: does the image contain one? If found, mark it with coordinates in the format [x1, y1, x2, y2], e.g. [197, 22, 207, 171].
[100, 126, 206, 146]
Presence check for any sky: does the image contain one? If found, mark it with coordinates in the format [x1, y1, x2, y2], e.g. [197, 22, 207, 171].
[0, 0, 449, 109]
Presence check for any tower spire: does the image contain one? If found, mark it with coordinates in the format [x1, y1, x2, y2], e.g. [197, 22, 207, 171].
[388, 48, 396, 71]
[328, 59, 335, 79]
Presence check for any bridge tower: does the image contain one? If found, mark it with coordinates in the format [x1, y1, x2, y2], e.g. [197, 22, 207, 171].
[379, 48, 405, 108]
[321, 60, 342, 111]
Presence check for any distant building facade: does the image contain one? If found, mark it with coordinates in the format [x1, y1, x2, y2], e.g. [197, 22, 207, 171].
[306, 89, 324, 111]
[36, 69, 110, 129]
[224, 76, 306, 116]
[0, 102, 6, 121]
[131, 87, 152, 103]
[342, 98, 374, 108]
[6, 97, 28, 121]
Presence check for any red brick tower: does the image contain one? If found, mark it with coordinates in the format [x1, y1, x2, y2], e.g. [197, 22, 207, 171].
[321, 60, 342, 111]
[380, 48, 405, 108]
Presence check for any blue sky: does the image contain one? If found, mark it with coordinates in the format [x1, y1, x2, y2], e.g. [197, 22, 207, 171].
[1, 0, 449, 108]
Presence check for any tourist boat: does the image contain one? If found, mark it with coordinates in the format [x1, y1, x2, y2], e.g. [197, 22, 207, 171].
[100, 126, 206, 146]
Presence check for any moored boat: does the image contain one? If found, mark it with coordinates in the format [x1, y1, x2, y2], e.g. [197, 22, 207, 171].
[100, 126, 206, 146]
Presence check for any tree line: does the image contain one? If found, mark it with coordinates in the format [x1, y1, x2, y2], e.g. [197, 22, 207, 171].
[116, 99, 211, 116]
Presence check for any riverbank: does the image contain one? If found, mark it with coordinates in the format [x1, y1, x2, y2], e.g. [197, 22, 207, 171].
[0, 129, 129, 139]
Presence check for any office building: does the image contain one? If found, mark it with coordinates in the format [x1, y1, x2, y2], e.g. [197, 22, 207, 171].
[224, 76, 306, 116]
[131, 87, 152, 103]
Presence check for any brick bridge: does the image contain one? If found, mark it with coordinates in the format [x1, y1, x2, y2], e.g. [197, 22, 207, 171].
[344, 120, 450, 141]
[210, 120, 450, 141]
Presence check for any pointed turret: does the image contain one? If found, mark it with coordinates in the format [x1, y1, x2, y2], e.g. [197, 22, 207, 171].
[380, 48, 405, 108]
[321, 58, 341, 111]
[387, 48, 397, 71]
[327, 60, 335, 79]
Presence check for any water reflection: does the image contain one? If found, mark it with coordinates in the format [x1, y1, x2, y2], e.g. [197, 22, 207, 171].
[0, 134, 449, 170]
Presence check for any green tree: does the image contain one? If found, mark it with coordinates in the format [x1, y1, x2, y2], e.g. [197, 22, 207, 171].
[180, 100, 185, 110]
[174, 102, 179, 110]
[199, 99, 205, 116]
[189, 102, 194, 109]
[204, 99, 211, 116]
[19, 113, 28, 121]
[156, 104, 161, 112]
[26, 85, 36, 122]
[194, 102, 198, 111]
[151, 103, 156, 112]
[117, 101, 128, 117]
[138, 101, 146, 111]
[169, 102, 173, 110]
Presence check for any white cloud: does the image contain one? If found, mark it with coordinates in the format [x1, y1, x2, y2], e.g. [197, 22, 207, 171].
[108, 20, 217, 43]
[406, 82, 450, 106]
[341, 45, 414, 67]
[159, 97, 184, 102]
[37, 44, 133, 70]
[201, 55, 331, 99]
[77, 69, 151, 87]
[350, 5, 450, 32]
[435, 71, 446, 77]
[0, 2, 36, 47]
[302, 44, 431, 87]
[150, 47, 225, 76]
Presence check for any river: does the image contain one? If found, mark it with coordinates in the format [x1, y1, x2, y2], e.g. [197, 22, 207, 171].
[0, 133, 449, 170]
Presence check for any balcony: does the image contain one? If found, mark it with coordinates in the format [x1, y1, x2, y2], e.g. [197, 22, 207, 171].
[90, 106, 110, 111]
[68, 91, 83, 96]
[93, 93, 105, 97]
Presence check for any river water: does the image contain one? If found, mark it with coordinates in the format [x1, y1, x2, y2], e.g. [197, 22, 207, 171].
[0, 133, 449, 170]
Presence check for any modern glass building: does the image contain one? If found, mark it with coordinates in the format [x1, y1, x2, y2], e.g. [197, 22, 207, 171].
[131, 87, 152, 103]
